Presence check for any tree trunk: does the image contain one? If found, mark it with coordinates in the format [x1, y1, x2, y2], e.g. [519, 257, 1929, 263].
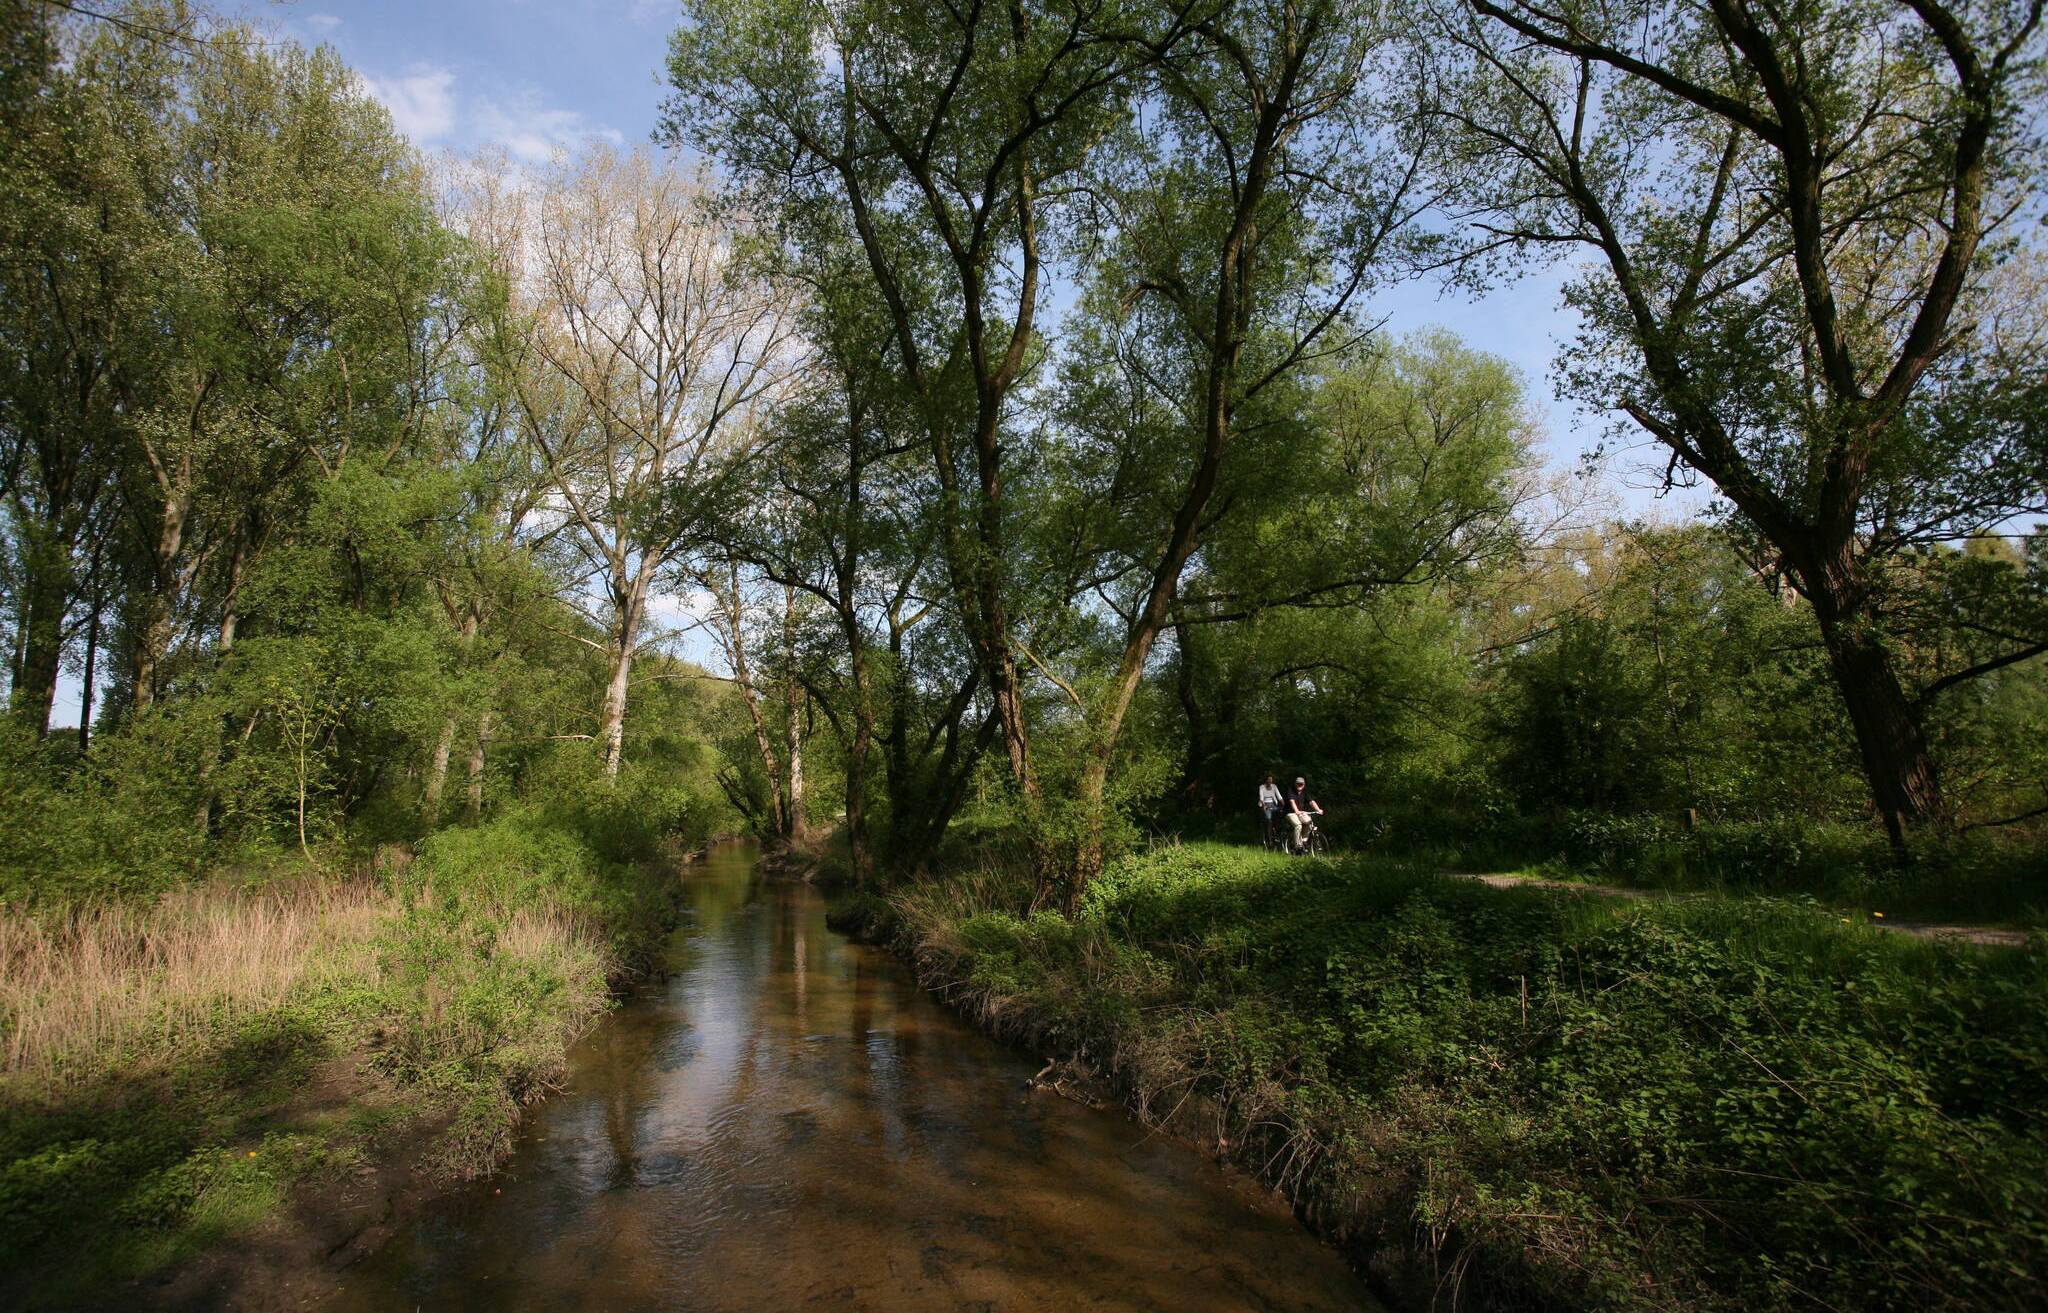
[597, 579, 647, 782]
[1795, 548, 1944, 856]
[77, 604, 100, 751]
[844, 713, 871, 880]
[780, 582, 807, 840]
[784, 687, 808, 840]
[423, 714, 456, 825]
[423, 611, 478, 824]
[598, 642, 632, 781]
[10, 552, 66, 734]
[1068, 756, 1112, 905]
[837, 622, 877, 882]
[1817, 615, 1942, 853]
[465, 709, 492, 821]
[218, 528, 250, 653]
[716, 566, 784, 834]
[131, 488, 191, 713]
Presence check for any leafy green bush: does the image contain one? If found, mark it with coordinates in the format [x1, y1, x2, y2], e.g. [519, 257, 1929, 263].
[405, 809, 674, 969]
[899, 843, 2048, 1310]
[0, 717, 213, 904]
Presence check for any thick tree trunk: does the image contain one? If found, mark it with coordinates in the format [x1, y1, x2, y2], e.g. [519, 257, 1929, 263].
[715, 567, 785, 834]
[131, 488, 192, 713]
[423, 611, 479, 824]
[218, 529, 250, 653]
[597, 578, 649, 782]
[1817, 615, 1942, 852]
[837, 623, 879, 882]
[598, 641, 633, 781]
[1794, 547, 1944, 855]
[843, 714, 871, 879]
[780, 583, 808, 840]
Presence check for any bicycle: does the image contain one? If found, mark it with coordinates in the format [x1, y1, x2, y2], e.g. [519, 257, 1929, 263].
[1284, 812, 1329, 857]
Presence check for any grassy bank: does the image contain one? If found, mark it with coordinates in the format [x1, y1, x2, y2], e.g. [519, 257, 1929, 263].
[0, 803, 702, 1309]
[1183, 805, 2048, 927]
[847, 841, 2048, 1311]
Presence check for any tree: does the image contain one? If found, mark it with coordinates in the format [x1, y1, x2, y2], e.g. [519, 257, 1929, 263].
[1164, 331, 1548, 814]
[1022, 0, 1441, 888]
[0, 1, 179, 731]
[501, 146, 801, 780]
[667, 0, 1153, 830]
[1433, 0, 2048, 851]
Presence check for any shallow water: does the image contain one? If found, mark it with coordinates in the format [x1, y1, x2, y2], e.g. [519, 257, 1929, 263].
[329, 844, 1377, 1312]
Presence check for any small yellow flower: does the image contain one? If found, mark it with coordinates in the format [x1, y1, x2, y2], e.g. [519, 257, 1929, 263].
[1840, 917, 1851, 923]
[247, 1151, 258, 1158]
[1873, 911, 1885, 918]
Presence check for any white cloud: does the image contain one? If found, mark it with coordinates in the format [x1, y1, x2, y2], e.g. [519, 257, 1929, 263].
[359, 62, 624, 168]
[473, 93, 625, 165]
[361, 64, 458, 143]
[646, 590, 716, 624]
[304, 13, 342, 33]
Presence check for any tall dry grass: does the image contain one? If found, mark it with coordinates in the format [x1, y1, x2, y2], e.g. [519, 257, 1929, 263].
[0, 881, 391, 1092]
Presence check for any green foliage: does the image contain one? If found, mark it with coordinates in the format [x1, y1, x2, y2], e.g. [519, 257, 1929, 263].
[899, 843, 2048, 1310]
[0, 716, 212, 903]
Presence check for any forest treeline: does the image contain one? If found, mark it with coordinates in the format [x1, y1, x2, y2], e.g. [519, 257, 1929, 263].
[1, 0, 2046, 1305]
[2, 0, 2044, 905]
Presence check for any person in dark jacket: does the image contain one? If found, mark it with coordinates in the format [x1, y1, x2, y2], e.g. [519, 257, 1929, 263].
[1284, 776, 1323, 852]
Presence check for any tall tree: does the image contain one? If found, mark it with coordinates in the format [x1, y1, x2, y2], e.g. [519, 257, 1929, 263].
[666, 0, 1154, 826]
[0, 1, 179, 731]
[1041, 0, 1435, 887]
[505, 146, 800, 779]
[1432, 0, 2048, 850]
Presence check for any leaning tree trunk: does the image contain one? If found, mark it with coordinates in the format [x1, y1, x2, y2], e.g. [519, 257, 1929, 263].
[1817, 612, 1943, 855]
[597, 580, 648, 782]
[1796, 548, 1944, 857]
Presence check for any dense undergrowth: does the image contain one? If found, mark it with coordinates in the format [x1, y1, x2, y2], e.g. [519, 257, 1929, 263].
[0, 771, 717, 1308]
[855, 841, 2048, 1311]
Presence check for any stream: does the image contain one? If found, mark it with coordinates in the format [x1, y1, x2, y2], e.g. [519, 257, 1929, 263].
[329, 843, 1377, 1312]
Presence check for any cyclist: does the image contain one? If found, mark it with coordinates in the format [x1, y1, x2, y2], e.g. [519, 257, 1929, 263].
[1257, 774, 1283, 846]
[1284, 776, 1324, 853]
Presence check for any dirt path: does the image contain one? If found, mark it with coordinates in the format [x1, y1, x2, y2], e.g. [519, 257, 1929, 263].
[1444, 871, 2033, 948]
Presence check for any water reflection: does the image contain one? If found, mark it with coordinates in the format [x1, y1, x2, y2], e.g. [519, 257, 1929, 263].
[330, 844, 1376, 1312]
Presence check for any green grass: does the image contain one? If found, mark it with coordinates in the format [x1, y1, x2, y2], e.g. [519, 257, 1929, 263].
[1178, 804, 2048, 927]
[882, 841, 2048, 1311]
